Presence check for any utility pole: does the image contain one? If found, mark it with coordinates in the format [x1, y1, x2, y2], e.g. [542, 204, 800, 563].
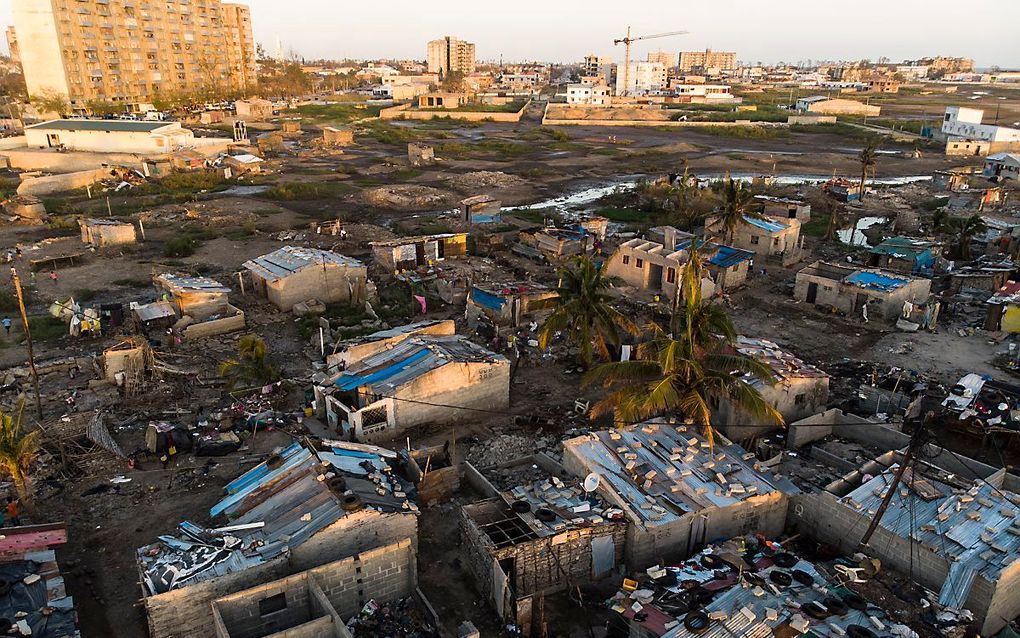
[858, 412, 931, 550]
[10, 268, 42, 420]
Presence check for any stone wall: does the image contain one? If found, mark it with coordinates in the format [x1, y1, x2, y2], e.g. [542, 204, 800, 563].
[17, 167, 113, 196]
[380, 101, 529, 123]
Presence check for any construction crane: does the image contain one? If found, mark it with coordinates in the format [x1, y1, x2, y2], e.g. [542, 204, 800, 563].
[614, 27, 689, 97]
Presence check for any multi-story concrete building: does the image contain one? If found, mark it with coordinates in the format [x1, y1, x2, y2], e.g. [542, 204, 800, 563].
[582, 53, 612, 78]
[679, 48, 737, 72]
[646, 50, 676, 69]
[942, 107, 1020, 156]
[566, 83, 611, 106]
[426, 35, 475, 76]
[615, 61, 666, 96]
[11, 0, 256, 111]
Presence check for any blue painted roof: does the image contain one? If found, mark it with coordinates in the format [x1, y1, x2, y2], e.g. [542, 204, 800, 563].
[743, 215, 788, 233]
[845, 270, 909, 291]
[334, 347, 433, 391]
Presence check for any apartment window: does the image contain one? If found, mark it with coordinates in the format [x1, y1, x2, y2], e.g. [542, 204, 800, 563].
[750, 236, 759, 245]
[635, 258, 644, 268]
[666, 268, 676, 284]
[258, 594, 286, 616]
[622, 255, 630, 265]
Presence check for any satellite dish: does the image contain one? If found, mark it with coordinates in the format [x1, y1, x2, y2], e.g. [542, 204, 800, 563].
[583, 473, 601, 493]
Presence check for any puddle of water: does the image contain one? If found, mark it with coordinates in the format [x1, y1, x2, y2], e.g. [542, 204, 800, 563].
[837, 216, 888, 247]
[219, 185, 270, 197]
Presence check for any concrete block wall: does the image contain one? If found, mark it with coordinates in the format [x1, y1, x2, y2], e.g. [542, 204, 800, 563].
[310, 538, 416, 618]
[214, 573, 314, 638]
[262, 616, 337, 638]
[266, 265, 367, 311]
[290, 510, 417, 573]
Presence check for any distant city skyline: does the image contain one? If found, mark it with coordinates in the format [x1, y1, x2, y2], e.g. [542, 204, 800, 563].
[1, 0, 1018, 68]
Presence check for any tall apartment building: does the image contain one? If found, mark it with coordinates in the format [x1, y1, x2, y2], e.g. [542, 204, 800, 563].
[646, 51, 677, 69]
[679, 49, 737, 72]
[426, 36, 475, 76]
[11, 0, 257, 111]
[615, 61, 667, 96]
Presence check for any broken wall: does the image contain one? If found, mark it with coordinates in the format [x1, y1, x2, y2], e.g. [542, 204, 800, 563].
[264, 265, 367, 311]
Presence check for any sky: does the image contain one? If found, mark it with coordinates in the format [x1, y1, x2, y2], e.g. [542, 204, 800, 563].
[1, 0, 1019, 68]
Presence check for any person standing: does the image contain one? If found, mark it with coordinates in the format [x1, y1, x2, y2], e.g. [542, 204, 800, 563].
[1, 317, 10, 336]
[6, 497, 20, 526]
[49, 271, 58, 284]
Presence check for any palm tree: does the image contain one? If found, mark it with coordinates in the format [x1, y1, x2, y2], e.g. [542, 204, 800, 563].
[952, 214, 987, 260]
[219, 335, 278, 390]
[538, 255, 639, 370]
[584, 252, 783, 447]
[714, 177, 767, 245]
[858, 139, 880, 202]
[0, 401, 40, 512]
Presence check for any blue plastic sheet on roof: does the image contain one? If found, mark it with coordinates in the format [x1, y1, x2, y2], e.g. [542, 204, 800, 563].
[470, 287, 507, 311]
[334, 347, 431, 391]
[743, 215, 787, 233]
[845, 270, 908, 292]
[709, 245, 754, 268]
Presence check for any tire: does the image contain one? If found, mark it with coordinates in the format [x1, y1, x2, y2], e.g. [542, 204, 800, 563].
[792, 569, 814, 585]
[847, 626, 878, 638]
[683, 611, 710, 635]
[843, 593, 868, 611]
[340, 494, 364, 512]
[535, 508, 556, 523]
[744, 573, 766, 587]
[266, 454, 284, 470]
[772, 552, 798, 568]
[510, 500, 531, 514]
[769, 570, 793, 587]
[824, 596, 849, 616]
[802, 601, 830, 620]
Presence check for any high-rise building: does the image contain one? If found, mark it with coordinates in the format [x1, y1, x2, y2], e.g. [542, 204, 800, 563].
[679, 49, 737, 72]
[5, 26, 19, 64]
[427, 36, 475, 76]
[11, 0, 257, 111]
[647, 51, 677, 69]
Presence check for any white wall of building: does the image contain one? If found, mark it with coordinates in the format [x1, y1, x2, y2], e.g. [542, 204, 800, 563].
[615, 62, 666, 96]
[943, 107, 1020, 143]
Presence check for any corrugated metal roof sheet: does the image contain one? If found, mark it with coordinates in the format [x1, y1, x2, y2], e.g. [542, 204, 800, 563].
[709, 245, 755, 268]
[564, 421, 787, 529]
[735, 336, 829, 382]
[133, 301, 176, 322]
[845, 270, 910, 292]
[156, 273, 230, 294]
[743, 215, 788, 233]
[242, 246, 363, 282]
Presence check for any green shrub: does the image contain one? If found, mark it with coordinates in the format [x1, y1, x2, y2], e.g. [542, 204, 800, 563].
[164, 236, 199, 257]
[262, 181, 353, 201]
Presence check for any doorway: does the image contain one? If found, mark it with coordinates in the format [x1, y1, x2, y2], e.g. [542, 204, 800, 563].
[647, 264, 663, 291]
[806, 282, 818, 304]
[46, 134, 60, 147]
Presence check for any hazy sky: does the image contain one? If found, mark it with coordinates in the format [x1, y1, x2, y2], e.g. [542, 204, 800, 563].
[1, 0, 1019, 68]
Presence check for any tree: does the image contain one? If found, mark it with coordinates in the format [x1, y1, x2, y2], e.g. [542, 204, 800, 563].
[584, 250, 783, 447]
[858, 138, 880, 202]
[538, 255, 639, 370]
[0, 401, 40, 512]
[218, 335, 278, 389]
[29, 90, 70, 118]
[951, 214, 987, 260]
[714, 177, 766, 245]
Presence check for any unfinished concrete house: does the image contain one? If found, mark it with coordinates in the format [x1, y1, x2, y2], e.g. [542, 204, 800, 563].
[867, 236, 940, 275]
[751, 195, 811, 222]
[461, 477, 627, 632]
[242, 247, 368, 312]
[562, 421, 794, 569]
[519, 227, 591, 260]
[710, 336, 830, 440]
[317, 335, 509, 442]
[793, 462, 1020, 636]
[138, 441, 418, 638]
[211, 539, 417, 638]
[466, 282, 558, 327]
[370, 233, 468, 272]
[706, 214, 803, 266]
[605, 226, 753, 298]
[154, 274, 245, 339]
[461, 195, 502, 224]
[794, 261, 932, 322]
[80, 218, 136, 247]
[235, 98, 274, 120]
[407, 143, 435, 166]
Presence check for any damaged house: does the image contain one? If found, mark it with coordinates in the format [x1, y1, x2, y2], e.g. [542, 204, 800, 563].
[711, 336, 830, 440]
[138, 441, 419, 638]
[796, 462, 1020, 636]
[325, 319, 456, 373]
[154, 273, 245, 339]
[518, 226, 593, 260]
[705, 214, 803, 266]
[867, 236, 940, 275]
[605, 226, 753, 298]
[985, 281, 1020, 332]
[466, 282, 558, 327]
[316, 333, 509, 442]
[562, 421, 795, 570]
[0, 523, 80, 638]
[370, 233, 468, 273]
[461, 476, 627, 632]
[461, 195, 502, 224]
[80, 218, 137, 247]
[242, 247, 368, 311]
[751, 195, 811, 222]
[794, 261, 932, 322]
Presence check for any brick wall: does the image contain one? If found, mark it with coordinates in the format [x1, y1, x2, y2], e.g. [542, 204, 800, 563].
[311, 538, 416, 618]
[262, 616, 337, 638]
[215, 573, 314, 638]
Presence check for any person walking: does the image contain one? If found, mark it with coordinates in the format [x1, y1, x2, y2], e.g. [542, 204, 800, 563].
[1, 316, 10, 336]
[49, 270, 58, 284]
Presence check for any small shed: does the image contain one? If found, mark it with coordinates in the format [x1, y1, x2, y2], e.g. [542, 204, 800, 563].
[199, 110, 225, 125]
[281, 121, 301, 135]
[242, 246, 368, 311]
[461, 195, 502, 224]
[169, 149, 207, 171]
[370, 233, 469, 272]
[234, 98, 274, 121]
[131, 301, 177, 335]
[80, 218, 137, 247]
[408, 143, 435, 166]
[142, 157, 173, 178]
[322, 127, 353, 146]
[220, 153, 263, 174]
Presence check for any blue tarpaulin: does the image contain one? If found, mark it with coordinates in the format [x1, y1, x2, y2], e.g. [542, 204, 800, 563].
[470, 287, 507, 311]
[334, 347, 431, 391]
[845, 270, 908, 292]
[743, 215, 788, 233]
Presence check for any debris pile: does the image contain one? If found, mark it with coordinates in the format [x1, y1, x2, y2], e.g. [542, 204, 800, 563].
[347, 598, 438, 637]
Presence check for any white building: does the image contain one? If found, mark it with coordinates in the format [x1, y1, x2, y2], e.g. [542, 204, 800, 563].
[566, 83, 612, 106]
[672, 84, 734, 101]
[23, 119, 221, 154]
[615, 61, 667, 96]
[942, 107, 1020, 144]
